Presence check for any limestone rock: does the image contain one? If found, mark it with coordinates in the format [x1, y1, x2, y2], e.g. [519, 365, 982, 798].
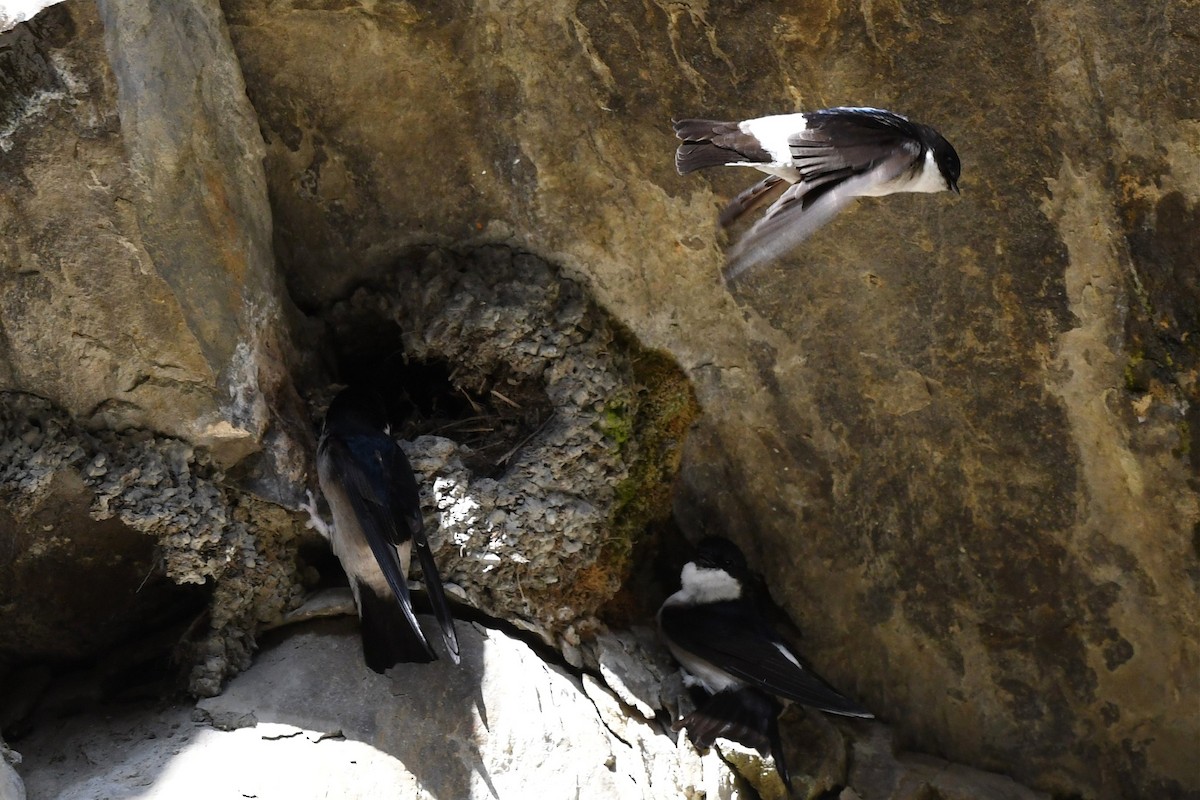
[0, 0, 1196, 798]
[0, 738, 23, 800]
[0, 0, 312, 690]
[220, 1, 1200, 796]
[0, 0, 316, 695]
[194, 619, 681, 798]
[586, 627, 677, 720]
[580, 672, 742, 800]
[0, 0, 695, 705]
[0, 2, 61, 33]
[849, 725, 1051, 800]
[17, 704, 416, 800]
[0, 392, 307, 693]
[0, 1, 295, 467]
[715, 740, 790, 800]
[14, 620, 743, 799]
[12, 616, 1059, 800]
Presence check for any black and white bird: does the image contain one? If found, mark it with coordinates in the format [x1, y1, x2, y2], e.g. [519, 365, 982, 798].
[306, 386, 460, 671]
[673, 107, 961, 281]
[659, 537, 872, 785]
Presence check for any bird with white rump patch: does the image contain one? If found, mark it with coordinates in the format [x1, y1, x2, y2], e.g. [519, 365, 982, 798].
[673, 107, 961, 281]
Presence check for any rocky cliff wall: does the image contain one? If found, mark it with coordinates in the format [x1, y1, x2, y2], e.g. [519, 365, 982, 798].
[0, 1, 1196, 798]
[218, 0, 1199, 796]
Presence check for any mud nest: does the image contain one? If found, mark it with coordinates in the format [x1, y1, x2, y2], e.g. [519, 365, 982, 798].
[0, 393, 307, 697]
[320, 245, 699, 645]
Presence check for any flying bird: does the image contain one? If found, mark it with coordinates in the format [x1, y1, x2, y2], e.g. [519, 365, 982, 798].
[307, 386, 460, 671]
[673, 107, 961, 281]
[659, 537, 872, 785]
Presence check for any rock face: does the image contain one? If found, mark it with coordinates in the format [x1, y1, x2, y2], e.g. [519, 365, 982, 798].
[0, 1, 307, 694]
[15, 619, 1052, 800]
[1, 0, 696, 700]
[0, 1, 292, 465]
[0, 1, 1196, 799]
[0, 737, 23, 800]
[16, 620, 744, 800]
[0, 392, 307, 695]
[218, 1, 1199, 798]
[321, 246, 697, 643]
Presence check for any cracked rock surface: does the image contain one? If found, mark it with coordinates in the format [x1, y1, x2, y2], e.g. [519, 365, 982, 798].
[17, 621, 743, 800]
[321, 246, 693, 644]
[0, 393, 306, 695]
[0, 1, 1197, 799]
[221, 0, 1200, 796]
[15, 621, 1053, 800]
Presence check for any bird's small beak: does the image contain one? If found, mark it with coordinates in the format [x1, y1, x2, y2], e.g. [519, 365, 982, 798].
[951, 182, 961, 195]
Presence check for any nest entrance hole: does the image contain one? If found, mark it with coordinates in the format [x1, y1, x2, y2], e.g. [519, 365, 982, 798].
[334, 350, 553, 480]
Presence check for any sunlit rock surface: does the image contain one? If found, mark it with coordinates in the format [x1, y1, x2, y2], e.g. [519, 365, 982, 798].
[218, 1, 1200, 796]
[0, 737, 23, 800]
[17, 621, 745, 800]
[0, 0, 1196, 798]
[16, 621, 1055, 800]
[0, 1, 292, 464]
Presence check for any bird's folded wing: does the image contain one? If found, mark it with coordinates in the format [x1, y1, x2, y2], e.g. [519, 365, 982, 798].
[412, 523, 462, 664]
[660, 603, 873, 717]
[333, 432, 427, 542]
[787, 108, 920, 183]
[324, 436, 436, 660]
[383, 439, 426, 542]
[331, 435, 401, 537]
[378, 439, 460, 662]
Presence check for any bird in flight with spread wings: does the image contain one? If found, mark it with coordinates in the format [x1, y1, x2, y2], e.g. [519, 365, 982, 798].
[674, 106, 961, 281]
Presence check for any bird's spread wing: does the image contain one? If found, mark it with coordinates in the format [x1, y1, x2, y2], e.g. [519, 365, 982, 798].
[718, 174, 787, 228]
[660, 602, 873, 717]
[721, 109, 923, 280]
[322, 434, 436, 661]
[724, 153, 911, 282]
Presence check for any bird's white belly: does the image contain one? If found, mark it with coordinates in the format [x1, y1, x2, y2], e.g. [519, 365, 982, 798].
[666, 641, 741, 694]
[318, 459, 409, 602]
[752, 164, 803, 183]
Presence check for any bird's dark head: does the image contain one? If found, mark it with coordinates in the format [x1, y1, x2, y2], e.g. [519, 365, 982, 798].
[693, 537, 750, 575]
[926, 129, 961, 194]
[324, 386, 389, 435]
[677, 537, 752, 601]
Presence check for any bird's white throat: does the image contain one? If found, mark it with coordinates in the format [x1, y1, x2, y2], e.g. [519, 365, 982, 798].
[673, 562, 743, 604]
[908, 149, 951, 194]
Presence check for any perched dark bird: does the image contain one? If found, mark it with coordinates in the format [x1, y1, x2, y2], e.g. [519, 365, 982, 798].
[673, 107, 961, 281]
[309, 386, 460, 671]
[659, 537, 872, 785]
